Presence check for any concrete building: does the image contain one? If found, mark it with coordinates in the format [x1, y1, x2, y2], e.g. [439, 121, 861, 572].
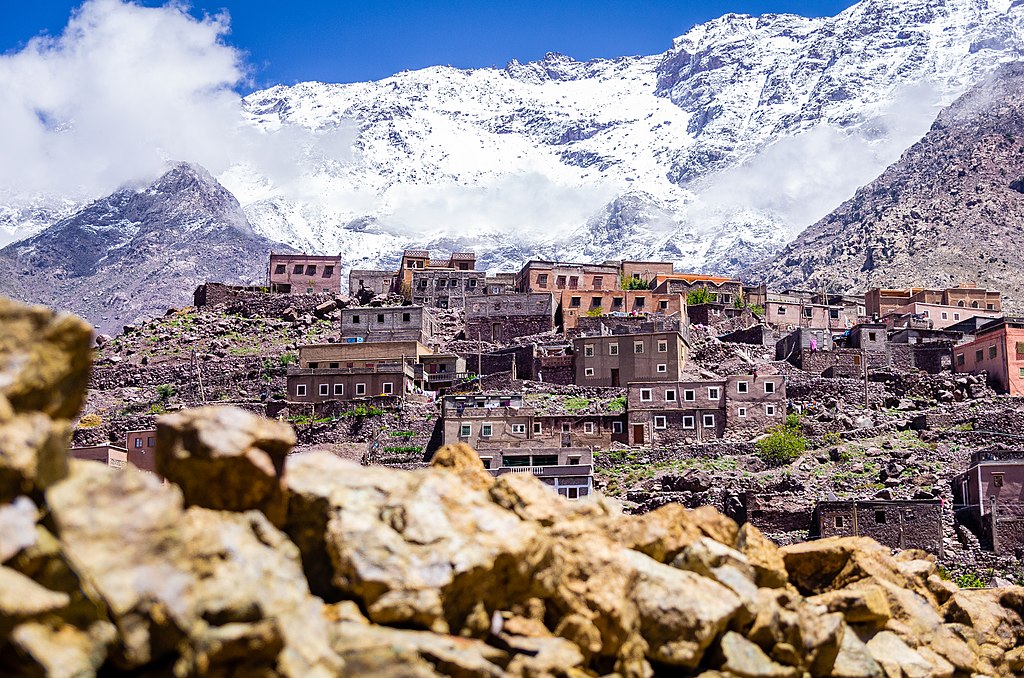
[559, 290, 686, 332]
[484, 447, 594, 499]
[287, 363, 415, 403]
[484, 272, 517, 296]
[396, 250, 476, 297]
[953, 449, 1024, 554]
[953, 317, 1024, 395]
[126, 429, 158, 473]
[411, 269, 486, 308]
[865, 285, 1002, 318]
[650, 273, 744, 306]
[348, 269, 395, 297]
[815, 500, 943, 555]
[465, 293, 557, 343]
[618, 261, 675, 286]
[885, 302, 1000, 330]
[298, 341, 433, 369]
[573, 331, 689, 387]
[765, 291, 855, 332]
[419, 353, 469, 389]
[626, 374, 786, 445]
[340, 306, 440, 345]
[269, 253, 342, 294]
[69, 444, 128, 469]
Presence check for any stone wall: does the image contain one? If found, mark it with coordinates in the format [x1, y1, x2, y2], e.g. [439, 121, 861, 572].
[193, 282, 338, 318]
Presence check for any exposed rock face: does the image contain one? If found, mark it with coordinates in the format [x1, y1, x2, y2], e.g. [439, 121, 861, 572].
[750, 62, 1024, 308]
[4, 293, 1024, 676]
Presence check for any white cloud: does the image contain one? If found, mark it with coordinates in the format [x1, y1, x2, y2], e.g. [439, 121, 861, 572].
[0, 0, 246, 202]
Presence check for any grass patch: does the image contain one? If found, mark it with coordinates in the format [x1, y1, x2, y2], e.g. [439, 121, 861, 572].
[563, 396, 591, 413]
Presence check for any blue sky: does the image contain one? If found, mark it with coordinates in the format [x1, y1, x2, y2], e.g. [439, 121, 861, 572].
[2, 1, 856, 90]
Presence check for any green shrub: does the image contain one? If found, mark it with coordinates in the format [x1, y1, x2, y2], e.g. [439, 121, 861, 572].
[389, 430, 417, 437]
[383, 445, 422, 454]
[149, 404, 166, 415]
[686, 287, 716, 305]
[749, 304, 765, 316]
[278, 352, 298, 367]
[155, 384, 174, 402]
[621, 276, 651, 290]
[756, 425, 806, 466]
[607, 395, 627, 413]
[563, 396, 591, 413]
[954, 570, 989, 589]
[583, 308, 604, 317]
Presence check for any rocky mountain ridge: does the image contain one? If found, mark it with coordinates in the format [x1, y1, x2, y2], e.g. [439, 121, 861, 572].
[749, 60, 1024, 306]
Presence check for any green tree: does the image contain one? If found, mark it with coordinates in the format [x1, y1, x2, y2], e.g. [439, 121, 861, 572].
[621, 276, 651, 290]
[686, 286, 716, 305]
[155, 384, 174, 402]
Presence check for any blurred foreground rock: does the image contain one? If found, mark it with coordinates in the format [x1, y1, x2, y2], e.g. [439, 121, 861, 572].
[3, 295, 1024, 676]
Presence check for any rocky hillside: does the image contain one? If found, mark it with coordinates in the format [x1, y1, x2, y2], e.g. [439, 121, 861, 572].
[5, 298, 1024, 676]
[750, 61, 1024, 305]
[0, 163, 288, 335]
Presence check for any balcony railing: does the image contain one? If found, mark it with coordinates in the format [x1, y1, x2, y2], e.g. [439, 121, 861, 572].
[425, 371, 472, 383]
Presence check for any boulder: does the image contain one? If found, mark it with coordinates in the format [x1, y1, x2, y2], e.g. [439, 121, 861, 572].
[156, 406, 295, 527]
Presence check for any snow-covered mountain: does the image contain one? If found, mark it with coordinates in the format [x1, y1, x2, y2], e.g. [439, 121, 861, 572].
[4, 0, 1024, 276]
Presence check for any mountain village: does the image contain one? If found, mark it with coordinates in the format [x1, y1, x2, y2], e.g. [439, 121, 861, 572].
[67, 249, 1024, 586]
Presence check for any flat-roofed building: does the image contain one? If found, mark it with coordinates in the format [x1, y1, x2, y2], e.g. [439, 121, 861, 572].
[69, 444, 128, 469]
[411, 269, 486, 308]
[865, 285, 1002, 317]
[573, 330, 689, 387]
[952, 317, 1024, 395]
[484, 447, 593, 500]
[348, 269, 396, 297]
[125, 429, 158, 473]
[953, 449, 1024, 553]
[269, 253, 342, 294]
[298, 341, 433, 368]
[515, 260, 620, 294]
[287, 363, 415, 403]
[815, 500, 943, 555]
[650, 273, 744, 306]
[340, 306, 440, 345]
[465, 293, 557, 343]
[559, 290, 686, 332]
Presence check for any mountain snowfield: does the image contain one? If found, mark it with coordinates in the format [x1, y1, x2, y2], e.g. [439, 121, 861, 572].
[5, 0, 1024, 275]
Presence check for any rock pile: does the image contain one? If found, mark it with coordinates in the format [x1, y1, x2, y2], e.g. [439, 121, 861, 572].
[3, 295, 1024, 676]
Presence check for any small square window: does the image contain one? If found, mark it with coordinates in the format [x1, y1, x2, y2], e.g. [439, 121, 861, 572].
[352, 315, 361, 324]
[777, 306, 786, 315]
[274, 264, 286, 274]
[657, 340, 668, 353]
[941, 312, 948, 320]
[334, 384, 344, 396]
[561, 422, 570, 433]
[665, 389, 676, 402]
[737, 407, 747, 417]
[834, 516, 844, 528]
[994, 473, 1005, 487]
[829, 309, 839, 319]
[512, 423, 526, 434]
[702, 414, 715, 427]
[147, 437, 155, 446]
[296, 384, 307, 397]
[989, 346, 998, 359]
[640, 388, 653, 402]
[584, 345, 595, 357]
[323, 266, 334, 277]
[954, 313, 961, 320]
[683, 389, 695, 402]
[708, 387, 721, 399]
[382, 382, 394, 395]
[293, 264, 304, 274]
[377, 314, 385, 323]
[976, 349, 984, 362]
[656, 364, 667, 373]
[584, 367, 595, 377]
[654, 416, 667, 430]
[609, 344, 619, 356]
[764, 381, 776, 394]
[306, 265, 317, 275]
[659, 300, 668, 310]
[957, 353, 965, 366]
[355, 383, 366, 395]
[612, 421, 623, 433]
[134, 438, 143, 448]
[570, 296, 581, 308]
[765, 404, 776, 416]
[584, 422, 595, 434]
[460, 424, 472, 437]
[875, 510, 887, 524]
[803, 307, 813, 318]
[682, 416, 695, 429]
[737, 381, 748, 393]
[319, 384, 330, 396]
[402, 312, 411, 322]
[482, 424, 493, 437]
[634, 341, 644, 354]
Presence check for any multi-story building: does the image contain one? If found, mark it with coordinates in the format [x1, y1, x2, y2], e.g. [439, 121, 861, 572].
[483, 273, 517, 296]
[765, 291, 855, 331]
[298, 340, 433, 369]
[340, 306, 440, 346]
[953, 449, 1024, 554]
[558, 290, 686, 332]
[484, 447, 594, 500]
[465, 293, 557, 343]
[650, 273, 744, 306]
[69, 444, 128, 469]
[626, 374, 786, 445]
[618, 261, 675, 286]
[952, 317, 1024, 395]
[287, 362, 415, 403]
[814, 500, 943, 555]
[442, 393, 627, 452]
[410, 269, 486, 308]
[348, 269, 396, 297]
[573, 331, 689, 387]
[269, 253, 342, 294]
[126, 429, 158, 473]
[515, 260, 620, 294]
[396, 250, 476, 297]
[865, 285, 1002, 318]
[419, 353, 469, 389]
[882, 302, 1000, 330]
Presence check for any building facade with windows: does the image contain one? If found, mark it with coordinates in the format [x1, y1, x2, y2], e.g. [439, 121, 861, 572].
[410, 269, 486, 308]
[125, 429, 158, 473]
[69, 444, 128, 470]
[286, 363, 415, 403]
[297, 341, 433, 369]
[465, 293, 557, 343]
[515, 260, 620, 295]
[484, 447, 594, 500]
[268, 253, 342, 294]
[865, 285, 1002, 317]
[559, 291, 686, 331]
[952, 317, 1024, 395]
[573, 331, 689, 387]
[952, 449, 1024, 554]
[649, 273, 744, 306]
[348, 269, 396, 297]
[814, 500, 943, 555]
[340, 306, 440, 345]
[626, 374, 786, 445]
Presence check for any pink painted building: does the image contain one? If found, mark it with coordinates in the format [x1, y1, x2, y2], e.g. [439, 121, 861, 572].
[953, 318, 1024, 395]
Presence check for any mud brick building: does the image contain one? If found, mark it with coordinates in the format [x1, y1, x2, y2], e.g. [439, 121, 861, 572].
[573, 330, 689, 387]
[953, 317, 1024, 395]
[650, 273, 743, 306]
[442, 394, 627, 452]
[484, 273, 517, 295]
[348, 269, 396, 297]
[574, 315, 683, 339]
[340, 306, 440, 345]
[410, 269, 486, 308]
[775, 327, 835, 367]
[515, 260, 620, 294]
[287, 363, 415, 403]
[269, 253, 342, 294]
[465, 293, 557, 343]
[618, 261, 675, 286]
[686, 303, 745, 327]
[814, 500, 943, 556]
[953, 449, 1024, 554]
[298, 340, 433, 368]
[396, 250, 476, 297]
[69, 444, 128, 470]
[626, 374, 786, 445]
[559, 291, 686, 332]
[125, 429, 158, 473]
[764, 291, 855, 332]
[484, 447, 594, 500]
[866, 284, 1002, 318]
[419, 353, 469, 389]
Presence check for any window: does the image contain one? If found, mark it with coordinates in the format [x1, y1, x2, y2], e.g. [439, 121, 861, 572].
[834, 516, 844, 528]
[334, 384, 344, 396]
[296, 384, 307, 397]
[569, 276, 579, 288]
[561, 422, 570, 433]
[323, 266, 334, 277]
[306, 265, 317, 275]
[976, 349, 984, 362]
[569, 456, 580, 466]
[591, 296, 602, 308]
[293, 264, 303, 274]
[319, 384, 330, 396]
[777, 306, 786, 315]
[377, 314, 385, 323]
[702, 414, 715, 427]
[737, 381, 749, 394]
[954, 313, 961, 320]
[274, 264, 286, 274]
[593, 276, 603, 289]
[634, 341, 644, 354]
[402, 312, 411, 322]
[987, 303, 995, 310]
[639, 388, 653, 402]
[584, 367, 595, 377]
[665, 389, 676, 402]
[659, 300, 669, 310]
[480, 457, 491, 470]
[764, 381, 776, 394]
[682, 416, 695, 429]
[922, 311, 929, 317]
[765, 404, 776, 416]
[556, 275, 567, 288]
[994, 473, 1005, 488]
[329, 362, 339, 369]
[352, 314, 361, 324]
[989, 346, 998, 359]
[684, 389, 695, 401]
[612, 297, 624, 309]
[612, 421, 623, 433]
[868, 331, 877, 341]
[567, 487, 580, 499]
[147, 437, 155, 446]
[469, 279, 477, 288]
[355, 383, 366, 396]
[958, 300, 965, 307]
[654, 416, 667, 429]
[972, 301, 979, 308]
[382, 382, 394, 395]
[134, 438, 143, 448]
[708, 387, 721, 399]
[737, 407, 747, 418]
[512, 424, 526, 434]
[634, 297, 645, 309]
[829, 309, 839, 319]
[657, 364, 667, 373]
[657, 340, 668, 353]
[583, 422, 594, 434]
[460, 424, 472, 437]
[1020, 367, 1024, 378]
[941, 312, 948, 320]
[481, 424, 493, 437]
[570, 296, 582, 308]
[875, 510, 887, 524]
[584, 344, 595, 357]
[957, 353, 965, 366]
[533, 422, 542, 434]
[537, 274, 548, 287]
[609, 343, 619, 356]
[803, 307, 813, 318]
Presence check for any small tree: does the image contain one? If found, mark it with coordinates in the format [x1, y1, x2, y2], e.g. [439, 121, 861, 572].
[686, 286, 716, 305]
[156, 384, 174, 402]
[621, 276, 651, 290]
[756, 415, 806, 466]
